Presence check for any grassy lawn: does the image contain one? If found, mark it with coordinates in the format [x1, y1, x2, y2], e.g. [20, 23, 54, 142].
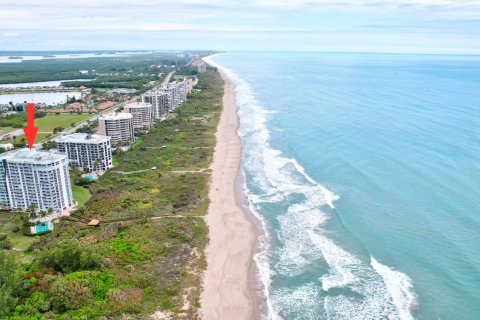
[71, 184, 91, 207]
[133, 137, 143, 146]
[35, 113, 92, 132]
[0, 211, 37, 252]
[0, 114, 93, 144]
[0, 126, 17, 135]
[2, 132, 52, 144]
[112, 154, 119, 167]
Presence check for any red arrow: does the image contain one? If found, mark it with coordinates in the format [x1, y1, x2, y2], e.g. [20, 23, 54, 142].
[23, 103, 38, 149]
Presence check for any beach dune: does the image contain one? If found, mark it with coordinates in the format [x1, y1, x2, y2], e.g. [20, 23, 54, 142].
[201, 69, 259, 320]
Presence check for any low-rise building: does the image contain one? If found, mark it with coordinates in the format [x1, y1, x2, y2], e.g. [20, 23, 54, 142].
[98, 113, 135, 146]
[125, 102, 154, 130]
[0, 149, 73, 212]
[56, 133, 112, 172]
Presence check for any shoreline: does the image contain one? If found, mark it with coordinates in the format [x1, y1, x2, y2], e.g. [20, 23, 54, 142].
[201, 66, 264, 319]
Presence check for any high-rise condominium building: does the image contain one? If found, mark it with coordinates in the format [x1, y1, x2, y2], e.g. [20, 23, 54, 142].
[0, 149, 73, 212]
[98, 112, 135, 146]
[164, 85, 178, 111]
[125, 102, 154, 130]
[56, 133, 112, 172]
[142, 91, 170, 119]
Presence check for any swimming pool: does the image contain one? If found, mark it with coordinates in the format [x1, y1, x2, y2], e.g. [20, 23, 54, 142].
[35, 223, 49, 233]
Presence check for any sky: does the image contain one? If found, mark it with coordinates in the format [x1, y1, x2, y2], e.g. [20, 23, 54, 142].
[1, 0, 480, 53]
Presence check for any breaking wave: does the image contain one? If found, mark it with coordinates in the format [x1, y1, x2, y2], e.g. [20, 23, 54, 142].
[205, 54, 417, 320]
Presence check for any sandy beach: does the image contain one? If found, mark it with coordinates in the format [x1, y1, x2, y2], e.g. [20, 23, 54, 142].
[201, 69, 260, 319]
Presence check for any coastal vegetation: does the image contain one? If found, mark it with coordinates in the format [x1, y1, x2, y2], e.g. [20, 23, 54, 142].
[0, 69, 223, 319]
[0, 53, 188, 88]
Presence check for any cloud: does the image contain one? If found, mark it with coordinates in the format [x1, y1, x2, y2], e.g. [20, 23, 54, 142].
[1, 32, 18, 37]
[0, 0, 479, 52]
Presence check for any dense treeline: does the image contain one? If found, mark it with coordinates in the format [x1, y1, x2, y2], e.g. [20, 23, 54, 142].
[63, 75, 161, 90]
[0, 54, 186, 84]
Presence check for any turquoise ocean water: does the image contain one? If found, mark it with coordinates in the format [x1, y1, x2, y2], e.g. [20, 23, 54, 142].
[205, 52, 480, 320]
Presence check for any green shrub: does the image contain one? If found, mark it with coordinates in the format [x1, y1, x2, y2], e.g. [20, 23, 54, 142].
[0, 251, 20, 317]
[51, 278, 93, 312]
[38, 239, 101, 273]
[21, 291, 51, 315]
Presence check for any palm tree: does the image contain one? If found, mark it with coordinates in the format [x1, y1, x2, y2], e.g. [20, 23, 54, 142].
[47, 208, 54, 216]
[28, 204, 37, 219]
[93, 159, 102, 173]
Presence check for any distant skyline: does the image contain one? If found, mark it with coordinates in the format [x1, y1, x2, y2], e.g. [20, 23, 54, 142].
[1, 0, 480, 54]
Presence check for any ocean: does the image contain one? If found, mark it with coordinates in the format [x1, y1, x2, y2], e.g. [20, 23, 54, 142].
[205, 52, 480, 320]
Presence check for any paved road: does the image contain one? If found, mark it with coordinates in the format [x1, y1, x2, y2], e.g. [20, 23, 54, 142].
[53, 70, 175, 141]
[161, 71, 175, 86]
[25, 70, 177, 149]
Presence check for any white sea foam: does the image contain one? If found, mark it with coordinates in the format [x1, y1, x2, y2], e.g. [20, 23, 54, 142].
[206, 54, 416, 320]
[371, 257, 418, 320]
[291, 158, 341, 209]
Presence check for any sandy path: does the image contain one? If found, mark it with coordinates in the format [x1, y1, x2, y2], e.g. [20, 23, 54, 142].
[201, 71, 259, 319]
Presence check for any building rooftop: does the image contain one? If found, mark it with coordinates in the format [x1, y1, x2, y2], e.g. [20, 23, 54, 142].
[0, 149, 67, 165]
[56, 133, 111, 144]
[143, 90, 169, 96]
[99, 112, 133, 121]
[125, 102, 152, 109]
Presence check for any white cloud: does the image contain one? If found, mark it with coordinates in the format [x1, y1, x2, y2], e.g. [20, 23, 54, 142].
[1, 32, 18, 37]
[0, 0, 479, 52]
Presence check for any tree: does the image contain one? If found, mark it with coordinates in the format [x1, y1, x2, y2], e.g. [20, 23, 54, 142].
[20, 137, 26, 145]
[71, 122, 75, 128]
[53, 127, 64, 134]
[28, 204, 37, 219]
[93, 159, 102, 173]
[70, 162, 79, 172]
[0, 251, 20, 317]
[115, 147, 124, 156]
[38, 239, 100, 273]
[42, 140, 57, 150]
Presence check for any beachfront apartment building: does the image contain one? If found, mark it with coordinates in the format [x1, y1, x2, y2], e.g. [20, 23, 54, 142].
[0, 149, 73, 212]
[140, 77, 195, 120]
[142, 91, 170, 119]
[125, 102, 154, 130]
[164, 85, 178, 111]
[185, 78, 194, 93]
[191, 59, 207, 73]
[56, 133, 112, 172]
[98, 112, 135, 147]
[176, 80, 188, 104]
[197, 64, 207, 73]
